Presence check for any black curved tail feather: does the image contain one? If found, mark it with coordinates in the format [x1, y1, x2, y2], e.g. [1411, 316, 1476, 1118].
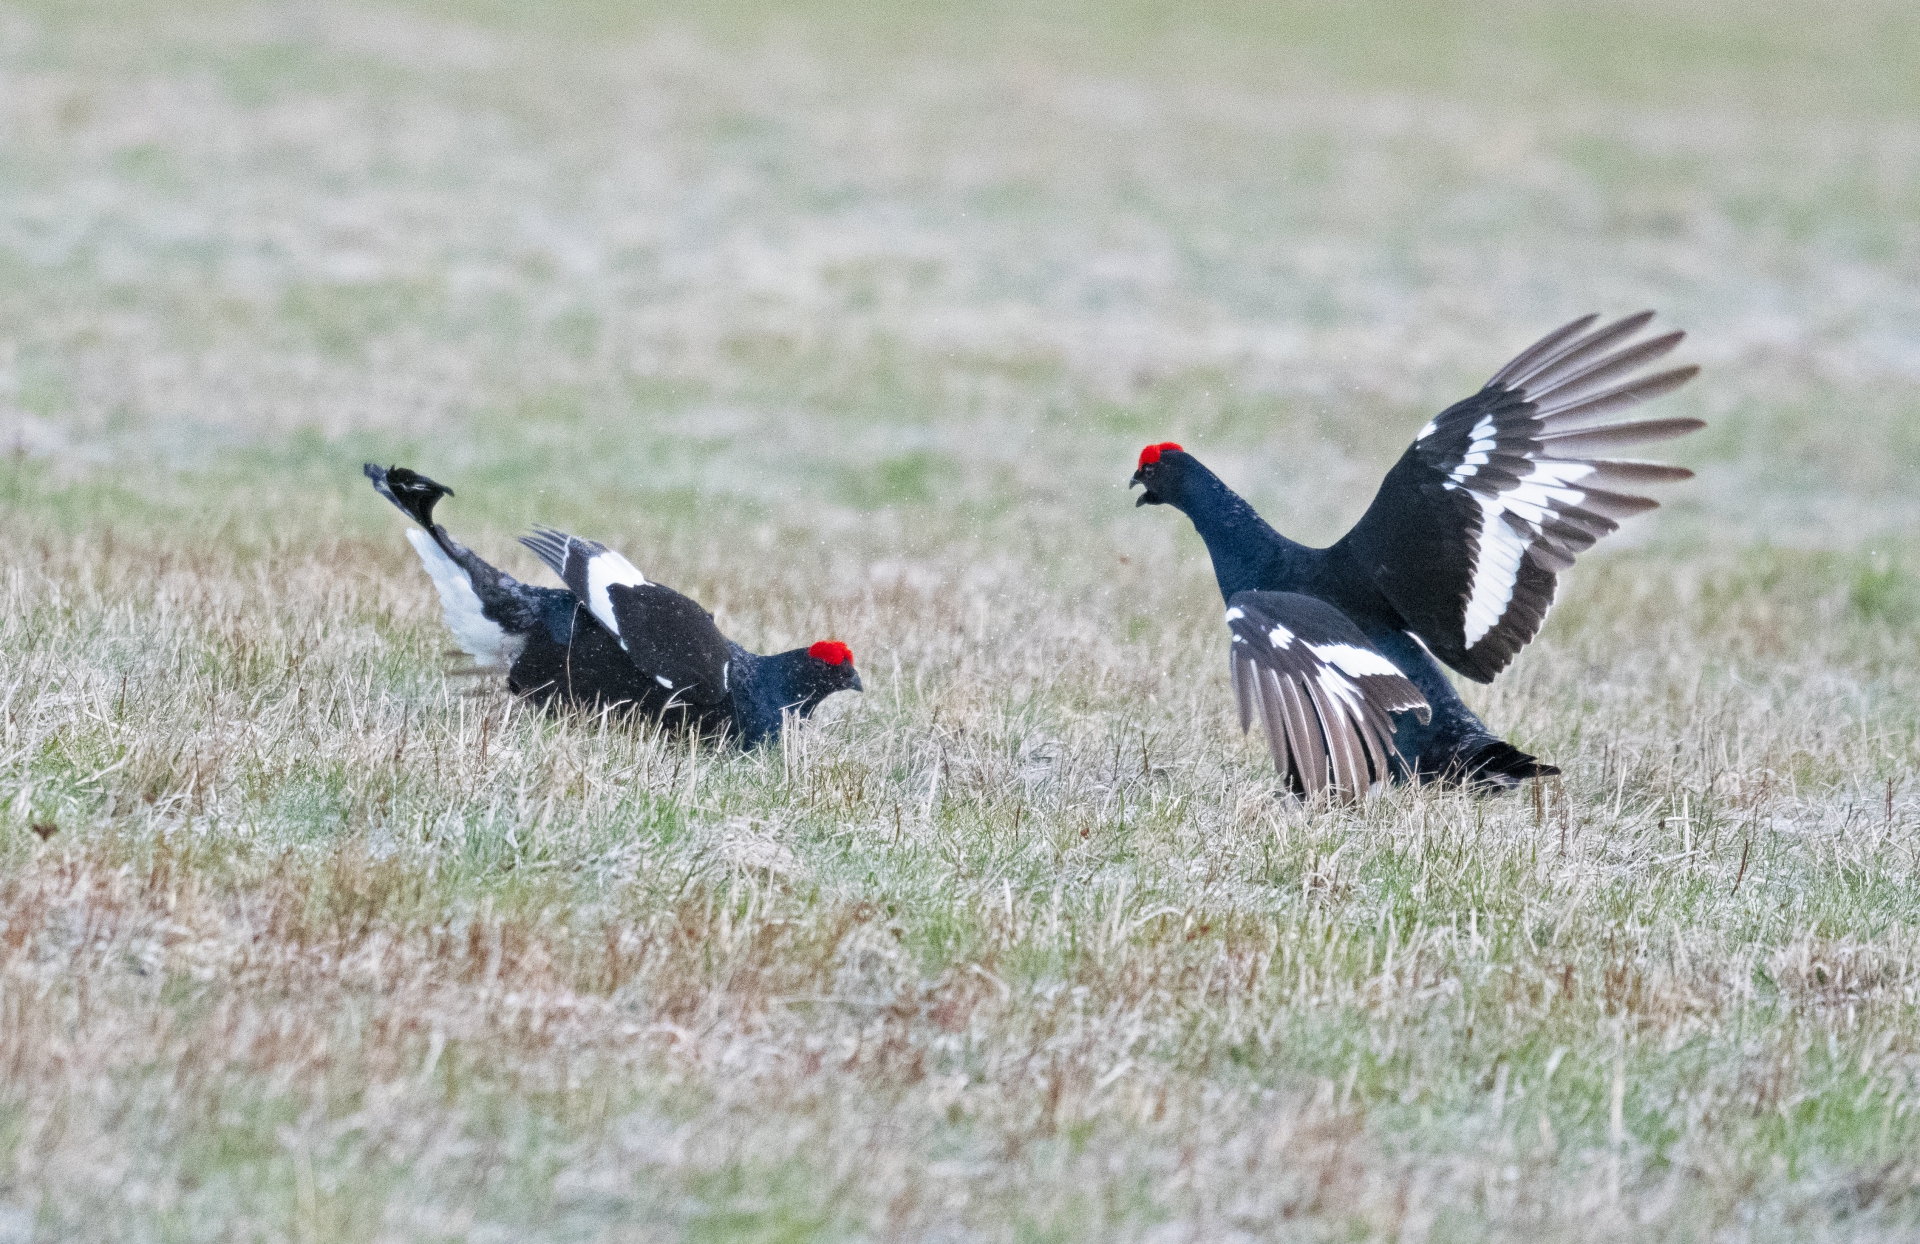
[364, 464, 455, 532]
[1409, 735, 1557, 791]
[1458, 738, 1559, 789]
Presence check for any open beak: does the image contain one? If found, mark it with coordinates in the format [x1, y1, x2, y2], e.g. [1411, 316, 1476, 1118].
[1130, 472, 1156, 506]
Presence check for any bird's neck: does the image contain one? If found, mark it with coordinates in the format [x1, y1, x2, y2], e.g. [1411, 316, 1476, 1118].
[728, 646, 833, 745]
[1175, 462, 1318, 600]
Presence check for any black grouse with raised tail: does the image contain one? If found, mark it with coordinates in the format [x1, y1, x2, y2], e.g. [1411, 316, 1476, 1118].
[1131, 312, 1701, 800]
[366, 465, 860, 746]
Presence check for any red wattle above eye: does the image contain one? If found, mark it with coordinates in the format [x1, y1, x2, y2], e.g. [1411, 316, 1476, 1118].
[1137, 441, 1183, 469]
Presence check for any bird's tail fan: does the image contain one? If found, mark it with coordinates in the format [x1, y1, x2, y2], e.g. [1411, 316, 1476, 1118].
[1454, 737, 1559, 790]
[365, 464, 455, 532]
[365, 463, 471, 563]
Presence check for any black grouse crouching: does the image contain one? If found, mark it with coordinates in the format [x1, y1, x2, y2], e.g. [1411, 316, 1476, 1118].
[1132, 312, 1702, 801]
[366, 464, 861, 746]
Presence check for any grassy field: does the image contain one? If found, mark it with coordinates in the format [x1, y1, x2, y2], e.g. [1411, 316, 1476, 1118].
[4, 1, 1920, 1239]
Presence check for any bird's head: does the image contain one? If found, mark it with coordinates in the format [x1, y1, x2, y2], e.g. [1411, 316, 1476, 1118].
[805, 639, 863, 695]
[1129, 441, 1189, 507]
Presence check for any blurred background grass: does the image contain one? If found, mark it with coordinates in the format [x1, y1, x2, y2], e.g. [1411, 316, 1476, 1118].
[5, 0, 1917, 564]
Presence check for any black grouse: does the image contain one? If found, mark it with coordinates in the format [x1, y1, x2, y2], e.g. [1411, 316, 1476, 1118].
[1131, 312, 1701, 800]
[365, 464, 861, 746]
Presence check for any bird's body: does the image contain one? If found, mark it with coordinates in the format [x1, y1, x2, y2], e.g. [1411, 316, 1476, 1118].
[366, 465, 859, 746]
[1141, 453, 1547, 785]
[1132, 313, 1702, 798]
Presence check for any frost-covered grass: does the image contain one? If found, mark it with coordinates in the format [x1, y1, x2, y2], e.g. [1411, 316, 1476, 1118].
[4, 1, 1920, 1239]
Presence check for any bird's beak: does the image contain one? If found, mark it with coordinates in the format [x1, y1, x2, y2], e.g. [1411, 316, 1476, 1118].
[1130, 470, 1149, 506]
[850, 671, 864, 693]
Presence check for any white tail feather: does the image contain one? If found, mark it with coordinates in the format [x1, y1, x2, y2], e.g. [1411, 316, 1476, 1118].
[405, 529, 522, 670]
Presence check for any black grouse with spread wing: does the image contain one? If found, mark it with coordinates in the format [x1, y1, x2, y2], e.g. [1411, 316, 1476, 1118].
[1132, 312, 1701, 800]
[366, 465, 860, 746]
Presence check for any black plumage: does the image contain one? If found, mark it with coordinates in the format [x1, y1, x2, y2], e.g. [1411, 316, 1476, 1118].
[366, 465, 860, 746]
[1226, 592, 1431, 800]
[1132, 312, 1701, 800]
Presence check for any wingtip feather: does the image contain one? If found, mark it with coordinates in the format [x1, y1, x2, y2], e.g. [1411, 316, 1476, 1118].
[1487, 313, 1599, 388]
[1510, 310, 1660, 392]
[1540, 415, 1706, 455]
[517, 526, 574, 577]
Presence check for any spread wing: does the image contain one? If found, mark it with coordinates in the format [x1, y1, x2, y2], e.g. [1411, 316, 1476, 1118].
[519, 527, 732, 706]
[1226, 591, 1431, 803]
[1334, 312, 1701, 683]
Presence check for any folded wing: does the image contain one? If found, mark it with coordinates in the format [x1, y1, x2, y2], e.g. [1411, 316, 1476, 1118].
[519, 527, 732, 706]
[1334, 312, 1702, 683]
[1226, 591, 1431, 802]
